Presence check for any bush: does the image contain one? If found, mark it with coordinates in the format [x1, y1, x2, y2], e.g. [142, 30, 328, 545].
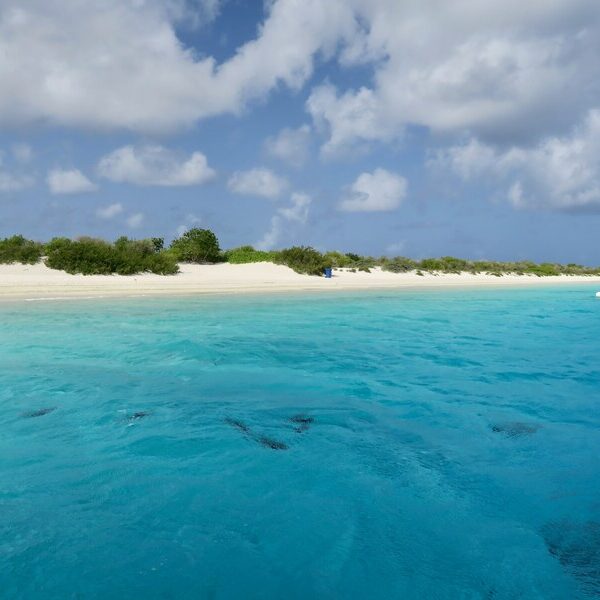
[45, 237, 179, 275]
[45, 237, 115, 274]
[275, 246, 328, 276]
[151, 237, 164, 252]
[224, 245, 278, 264]
[170, 228, 221, 263]
[323, 251, 353, 268]
[419, 256, 470, 273]
[382, 256, 417, 273]
[0, 235, 43, 264]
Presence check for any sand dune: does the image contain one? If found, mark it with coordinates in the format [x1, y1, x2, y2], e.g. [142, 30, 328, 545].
[1, 261, 599, 301]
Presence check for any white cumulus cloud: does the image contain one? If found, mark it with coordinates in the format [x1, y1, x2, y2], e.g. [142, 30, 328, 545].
[265, 125, 311, 167]
[12, 143, 33, 163]
[0, 0, 597, 162]
[306, 1, 600, 154]
[98, 145, 215, 187]
[339, 168, 407, 212]
[307, 84, 393, 157]
[96, 203, 123, 219]
[0, 0, 356, 132]
[433, 109, 600, 210]
[0, 171, 33, 192]
[47, 168, 97, 195]
[257, 192, 312, 250]
[126, 213, 144, 228]
[228, 168, 288, 199]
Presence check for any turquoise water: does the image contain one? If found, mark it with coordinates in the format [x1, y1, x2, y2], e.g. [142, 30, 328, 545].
[1, 287, 599, 599]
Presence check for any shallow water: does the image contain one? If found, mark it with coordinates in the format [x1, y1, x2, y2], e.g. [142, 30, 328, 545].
[1, 287, 599, 599]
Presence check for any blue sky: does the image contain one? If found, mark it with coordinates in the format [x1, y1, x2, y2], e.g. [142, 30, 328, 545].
[1, 0, 600, 263]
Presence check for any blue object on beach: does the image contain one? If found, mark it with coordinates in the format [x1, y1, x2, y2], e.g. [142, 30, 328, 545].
[324, 267, 332, 278]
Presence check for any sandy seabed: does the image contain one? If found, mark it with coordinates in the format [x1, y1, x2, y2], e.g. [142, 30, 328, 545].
[1, 262, 600, 301]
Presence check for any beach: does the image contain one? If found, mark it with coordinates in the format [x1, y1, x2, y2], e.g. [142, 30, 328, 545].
[1, 261, 600, 301]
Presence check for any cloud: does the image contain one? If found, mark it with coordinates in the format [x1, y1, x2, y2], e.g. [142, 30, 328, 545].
[96, 203, 123, 219]
[0, 148, 35, 191]
[1, 0, 596, 153]
[175, 214, 203, 238]
[339, 168, 407, 212]
[98, 145, 215, 187]
[256, 192, 312, 249]
[228, 168, 288, 199]
[306, 1, 600, 153]
[433, 109, 600, 210]
[12, 143, 33, 163]
[430, 138, 499, 181]
[47, 168, 97, 195]
[265, 125, 311, 167]
[126, 213, 144, 228]
[0, 171, 33, 192]
[386, 241, 406, 255]
[0, 153, 33, 192]
[0, 0, 356, 132]
[164, 0, 222, 29]
[307, 84, 394, 157]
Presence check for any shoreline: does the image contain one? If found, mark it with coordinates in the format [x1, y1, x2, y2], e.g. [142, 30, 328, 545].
[1, 262, 600, 302]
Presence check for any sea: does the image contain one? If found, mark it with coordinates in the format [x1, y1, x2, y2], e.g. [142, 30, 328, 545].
[1, 286, 599, 599]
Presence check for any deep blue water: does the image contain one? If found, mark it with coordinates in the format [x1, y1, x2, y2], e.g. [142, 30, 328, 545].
[1, 287, 599, 599]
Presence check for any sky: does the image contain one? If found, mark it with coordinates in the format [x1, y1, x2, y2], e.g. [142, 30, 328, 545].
[1, 0, 600, 263]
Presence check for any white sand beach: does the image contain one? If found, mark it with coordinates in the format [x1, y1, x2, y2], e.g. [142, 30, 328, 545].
[1, 262, 600, 301]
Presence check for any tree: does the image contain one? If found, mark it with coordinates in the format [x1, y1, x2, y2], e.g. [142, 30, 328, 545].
[151, 237, 164, 252]
[170, 228, 221, 263]
[0, 235, 43, 264]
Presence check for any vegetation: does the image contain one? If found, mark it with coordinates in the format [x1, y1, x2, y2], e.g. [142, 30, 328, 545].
[2, 229, 600, 277]
[379, 256, 600, 276]
[170, 228, 221, 263]
[0, 235, 43, 264]
[44, 236, 178, 275]
[274, 246, 329, 276]
[223, 245, 278, 264]
[224, 244, 328, 276]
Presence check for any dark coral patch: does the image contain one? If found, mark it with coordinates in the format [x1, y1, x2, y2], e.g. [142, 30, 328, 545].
[224, 417, 251, 434]
[225, 418, 288, 450]
[542, 520, 600, 596]
[491, 421, 540, 438]
[257, 436, 288, 450]
[22, 407, 56, 418]
[128, 411, 150, 421]
[290, 414, 314, 433]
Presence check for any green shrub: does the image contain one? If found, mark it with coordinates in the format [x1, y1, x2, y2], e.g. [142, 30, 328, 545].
[45, 237, 178, 275]
[382, 256, 417, 273]
[143, 251, 181, 275]
[224, 245, 278, 264]
[45, 238, 115, 274]
[275, 246, 328, 276]
[0, 235, 43, 264]
[170, 228, 221, 263]
[151, 237, 164, 252]
[419, 256, 470, 273]
[322, 251, 353, 268]
[526, 262, 560, 276]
